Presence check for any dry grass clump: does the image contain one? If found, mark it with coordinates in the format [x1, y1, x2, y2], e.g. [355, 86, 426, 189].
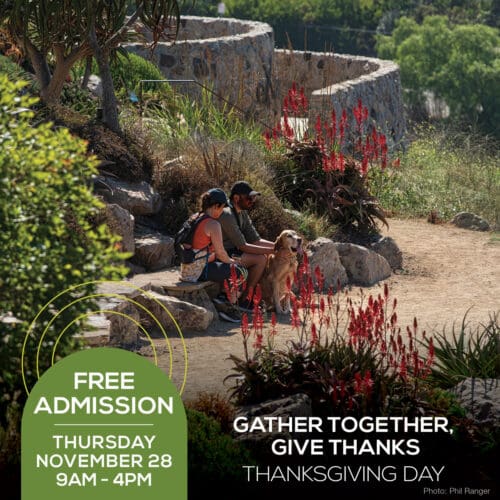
[185, 392, 236, 434]
[152, 135, 299, 237]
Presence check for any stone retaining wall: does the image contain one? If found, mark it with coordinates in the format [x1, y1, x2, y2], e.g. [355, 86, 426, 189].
[125, 16, 405, 146]
[275, 49, 405, 146]
[125, 16, 278, 123]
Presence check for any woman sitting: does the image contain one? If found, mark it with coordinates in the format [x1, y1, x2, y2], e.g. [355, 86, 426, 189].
[180, 188, 247, 294]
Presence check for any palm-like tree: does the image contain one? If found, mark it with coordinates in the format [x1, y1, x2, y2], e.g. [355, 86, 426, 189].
[0, 1, 180, 133]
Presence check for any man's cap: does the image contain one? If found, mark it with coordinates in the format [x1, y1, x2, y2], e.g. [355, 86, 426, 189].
[207, 188, 231, 207]
[230, 181, 261, 198]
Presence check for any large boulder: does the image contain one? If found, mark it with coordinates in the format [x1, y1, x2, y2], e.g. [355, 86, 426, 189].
[233, 394, 312, 458]
[450, 378, 500, 427]
[104, 203, 135, 253]
[132, 227, 175, 271]
[451, 212, 490, 231]
[133, 290, 214, 331]
[370, 236, 403, 270]
[108, 301, 141, 346]
[333, 242, 392, 286]
[306, 238, 349, 290]
[95, 176, 162, 215]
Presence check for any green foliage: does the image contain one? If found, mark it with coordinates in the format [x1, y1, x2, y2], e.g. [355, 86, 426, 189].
[284, 204, 335, 242]
[186, 409, 254, 482]
[0, 77, 126, 448]
[376, 15, 500, 135]
[425, 311, 500, 388]
[60, 80, 99, 118]
[224, 1, 498, 55]
[180, 0, 219, 16]
[370, 125, 499, 225]
[0, 54, 30, 82]
[226, 0, 381, 54]
[142, 86, 263, 145]
[73, 52, 166, 95]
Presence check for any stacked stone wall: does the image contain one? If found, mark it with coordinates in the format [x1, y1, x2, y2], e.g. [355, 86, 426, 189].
[275, 49, 405, 146]
[125, 16, 278, 123]
[125, 16, 405, 145]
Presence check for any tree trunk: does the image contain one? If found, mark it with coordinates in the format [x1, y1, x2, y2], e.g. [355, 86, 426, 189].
[95, 49, 120, 134]
[24, 40, 88, 106]
[39, 63, 70, 106]
[22, 39, 51, 93]
[88, 27, 120, 134]
[81, 56, 93, 89]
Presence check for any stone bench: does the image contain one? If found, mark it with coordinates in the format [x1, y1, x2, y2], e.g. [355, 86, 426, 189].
[83, 269, 222, 344]
[128, 268, 220, 316]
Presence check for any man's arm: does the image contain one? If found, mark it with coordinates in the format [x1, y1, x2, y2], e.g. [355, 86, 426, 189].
[237, 240, 273, 255]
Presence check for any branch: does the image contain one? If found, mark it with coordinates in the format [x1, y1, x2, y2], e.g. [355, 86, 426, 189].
[21, 36, 51, 89]
[104, 6, 143, 51]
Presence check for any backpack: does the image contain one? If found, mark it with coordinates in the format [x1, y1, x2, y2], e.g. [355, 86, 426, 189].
[174, 213, 211, 264]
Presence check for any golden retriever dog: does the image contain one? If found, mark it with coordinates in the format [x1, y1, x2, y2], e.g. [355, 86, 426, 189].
[260, 230, 302, 314]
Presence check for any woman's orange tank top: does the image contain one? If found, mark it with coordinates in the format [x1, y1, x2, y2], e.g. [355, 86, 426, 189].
[191, 217, 212, 250]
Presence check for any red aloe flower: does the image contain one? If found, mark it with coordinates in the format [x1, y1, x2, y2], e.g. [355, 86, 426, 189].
[241, 313, 250, 338]
[270, 312, 277, 333]
[310, 323, 318, 346]
[263, 130, 272, 150]
[354, 372, 362, 393]
[299, 86, 307, 110]
[399, 357, 407, 380]
[291, 301, 301, 329]
[363, 371, 374, 396]
[253, 333, 263, 350]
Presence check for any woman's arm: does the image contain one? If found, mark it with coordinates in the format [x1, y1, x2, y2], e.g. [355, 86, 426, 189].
[205, 220, 238, 264]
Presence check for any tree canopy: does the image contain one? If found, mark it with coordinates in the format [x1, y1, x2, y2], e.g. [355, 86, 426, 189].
[376, 15, 500, 135]
[0, 1, 180, 131]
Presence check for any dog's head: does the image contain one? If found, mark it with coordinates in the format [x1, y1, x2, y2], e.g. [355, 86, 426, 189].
[274, 230, 302, 254]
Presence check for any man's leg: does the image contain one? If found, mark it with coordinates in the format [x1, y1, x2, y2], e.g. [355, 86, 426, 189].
[240, 252, 267, 300]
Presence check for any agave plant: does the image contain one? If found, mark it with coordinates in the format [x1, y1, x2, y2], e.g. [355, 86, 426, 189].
[308, 156, 388, 233]
[265, 87, 392, 236]
[425, 311, 500, 388]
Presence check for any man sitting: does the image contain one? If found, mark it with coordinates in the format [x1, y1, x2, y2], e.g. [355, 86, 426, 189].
[218, 181, 275, 312]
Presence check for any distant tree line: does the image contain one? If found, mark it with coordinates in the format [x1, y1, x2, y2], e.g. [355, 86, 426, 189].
[183, 0, 498, 56]
[377, 15, 499, 136]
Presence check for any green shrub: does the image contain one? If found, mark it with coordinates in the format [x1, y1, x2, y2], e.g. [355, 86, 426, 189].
[60, 81, 98, 118]
[187, 409, 254, 483]
[186, 392, 236, 434]
[376, 16, 500, 136]
[0, 55, 32, 83]
[425, 311, 500, 388]
[73, 52, 165, 94]
[284, 204, 335, 242]
[142, 86, 263, 146]
[0, 76, 126, 464]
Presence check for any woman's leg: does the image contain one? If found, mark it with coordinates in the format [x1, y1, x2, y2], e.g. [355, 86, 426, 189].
[201, 262, 247, 302]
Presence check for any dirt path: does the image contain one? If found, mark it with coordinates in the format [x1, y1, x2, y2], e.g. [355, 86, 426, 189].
[143, 218, 499, 402]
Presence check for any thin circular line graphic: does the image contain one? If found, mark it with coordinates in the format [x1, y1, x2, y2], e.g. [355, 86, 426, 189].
[51, 309, 158, 366]
[22, 280, 189, 395]
[37, 293, 171, 378]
